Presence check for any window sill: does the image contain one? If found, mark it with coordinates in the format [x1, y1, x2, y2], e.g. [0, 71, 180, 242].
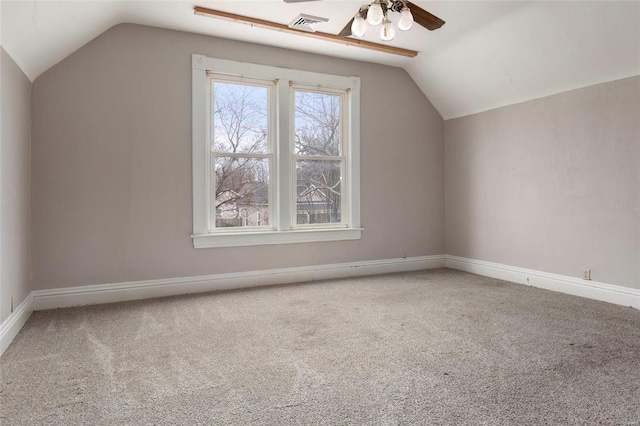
[192, 228, 363, 249]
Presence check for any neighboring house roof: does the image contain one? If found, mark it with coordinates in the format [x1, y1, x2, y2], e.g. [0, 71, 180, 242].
[297, 185, 332, 205]
[216, 184, 268, 209]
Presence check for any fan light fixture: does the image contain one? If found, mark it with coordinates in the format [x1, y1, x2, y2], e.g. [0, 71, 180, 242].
[351, 0, 413, 42]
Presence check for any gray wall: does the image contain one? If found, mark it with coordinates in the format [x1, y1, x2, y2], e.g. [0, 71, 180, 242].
[445, 76, 640, 289]
[1, 47, 32, 322]
[31, 24, 445, 290]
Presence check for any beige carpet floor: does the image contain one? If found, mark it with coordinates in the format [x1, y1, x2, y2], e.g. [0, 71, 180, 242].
[1, 268, 639, 425]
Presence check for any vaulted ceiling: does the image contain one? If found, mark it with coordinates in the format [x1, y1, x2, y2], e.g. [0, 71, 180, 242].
[2, 1, 639, 119]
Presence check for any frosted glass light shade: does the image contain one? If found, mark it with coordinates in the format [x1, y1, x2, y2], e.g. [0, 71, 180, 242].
[398, 7, 414, 31]
[380, 18, 396, 41]
[367, 2, 384, 26]
[351, 15, 367, 37]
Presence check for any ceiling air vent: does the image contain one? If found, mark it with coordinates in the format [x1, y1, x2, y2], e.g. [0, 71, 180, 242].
[288, 14, 329, 33]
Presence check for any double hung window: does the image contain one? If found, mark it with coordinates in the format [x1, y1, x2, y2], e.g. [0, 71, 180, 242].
[192, 55, 361, 248]
[210, 77, 274, 230]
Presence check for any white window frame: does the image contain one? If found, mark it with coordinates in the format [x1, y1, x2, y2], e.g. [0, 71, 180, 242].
[192, 54, 361, 248]
[208, 75, 276, 233]
[291, 84, 348, 230]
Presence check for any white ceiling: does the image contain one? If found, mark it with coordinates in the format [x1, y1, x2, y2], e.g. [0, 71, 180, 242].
[1, 0, 639, 119]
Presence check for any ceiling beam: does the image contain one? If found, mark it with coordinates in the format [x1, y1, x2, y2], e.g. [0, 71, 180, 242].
[193, 6, 418, 58]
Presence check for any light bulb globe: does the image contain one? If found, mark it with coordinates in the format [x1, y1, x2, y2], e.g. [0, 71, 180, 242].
[351, 15, 367, 37]
[367, 2, 384, 26]
[398, 8, 413, 31]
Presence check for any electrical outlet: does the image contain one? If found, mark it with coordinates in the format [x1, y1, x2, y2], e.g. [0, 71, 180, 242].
[583, 269, 591, 281]
[11, 295, 15, 313]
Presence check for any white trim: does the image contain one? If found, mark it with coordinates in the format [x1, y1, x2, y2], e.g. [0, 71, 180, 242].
[446, 255, 640, 309]
[0, 293, 33, 356]
[204, 57, 360, 90]
[277, 78, 291, 231]
[192, 57, 208, 235]
[192, 227, 362, 248]
[347, 82, 361, 228]
[4, 255, 638, 355]
[31, 255, 446, 311]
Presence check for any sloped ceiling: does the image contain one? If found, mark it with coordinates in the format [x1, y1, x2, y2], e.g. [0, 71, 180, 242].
[2, 1, 639, 119]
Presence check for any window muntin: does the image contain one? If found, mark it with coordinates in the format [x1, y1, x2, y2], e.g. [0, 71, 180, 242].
[209, 77, 274, 231]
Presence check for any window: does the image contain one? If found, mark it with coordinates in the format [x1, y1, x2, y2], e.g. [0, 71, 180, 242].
[192, 55, 361, 248]
[211, 78, 273, 230]
[294, 88, 344, 226]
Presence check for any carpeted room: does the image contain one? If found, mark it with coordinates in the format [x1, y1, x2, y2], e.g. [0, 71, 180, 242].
[3, 270, 640, 424]
[1, 1, 639, 424]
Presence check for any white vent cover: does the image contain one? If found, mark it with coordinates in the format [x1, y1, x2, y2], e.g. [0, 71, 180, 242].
[288, 14, 329, 33]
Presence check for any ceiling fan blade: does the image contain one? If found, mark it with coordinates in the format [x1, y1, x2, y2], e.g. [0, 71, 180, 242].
[339, 17, 354, 37]
[407, 1, 445, 31]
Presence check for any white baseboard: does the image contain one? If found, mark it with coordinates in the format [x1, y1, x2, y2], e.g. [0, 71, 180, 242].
[4, 253, 636, 357]
[446, 255, 640, 310]
[0, 293, 33, 356]
[31, 255, 446, 311]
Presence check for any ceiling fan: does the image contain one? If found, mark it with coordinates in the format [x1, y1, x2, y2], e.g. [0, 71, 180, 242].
[194, 0, 444, 57]
[284, 0, 445, 42]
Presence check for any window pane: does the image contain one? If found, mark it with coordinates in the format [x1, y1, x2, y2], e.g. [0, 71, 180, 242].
[296, 160, 341, 225]
[213, 156, 269, 228]
[294, 91, 341, 156]
[212, 82, 268, 154]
